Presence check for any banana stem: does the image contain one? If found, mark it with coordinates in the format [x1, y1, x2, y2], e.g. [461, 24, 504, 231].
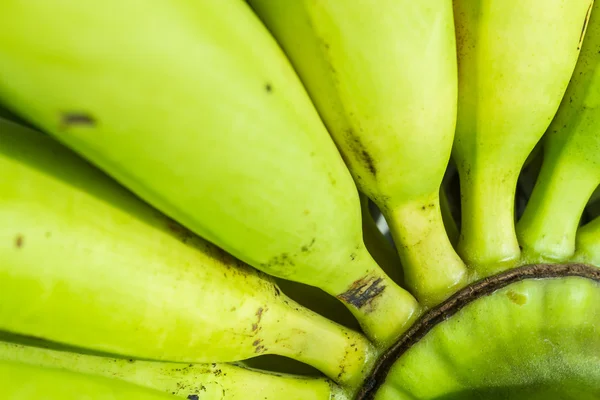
[321, 245, 420, 349]
[457, 166, 521, 274]
[385, 194, 468, 306]
[573, 216, 600, 267]
[262, 297, 377, 389]
[517, 158, 600, 262]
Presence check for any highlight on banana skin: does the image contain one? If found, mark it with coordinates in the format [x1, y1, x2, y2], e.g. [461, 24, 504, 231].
[0, 1, 598, 399]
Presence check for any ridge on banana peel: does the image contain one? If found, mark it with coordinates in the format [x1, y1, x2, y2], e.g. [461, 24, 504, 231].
[452, 0, 593, 274]
[517, 1, 600, 263]
[0, 0, 418, 347]
[248, 0, 468, 307]
[0, 339, 347, 400]
[0, 359, 179, 400]
[0, 118, 375, 390]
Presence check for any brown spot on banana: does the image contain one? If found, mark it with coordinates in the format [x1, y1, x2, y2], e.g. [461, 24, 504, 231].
[337, 275, 386, 309]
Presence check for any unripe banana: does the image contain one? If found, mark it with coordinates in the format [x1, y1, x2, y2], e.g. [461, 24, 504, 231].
[0, 118, 374, 388]
[517, 2, 600, 262]
[0, 340, 346, 400]
[247, 0, 467, 306]
[0, 0, 418, 346]
[0, 359, 179, 400]
[452, 0, 593, 273]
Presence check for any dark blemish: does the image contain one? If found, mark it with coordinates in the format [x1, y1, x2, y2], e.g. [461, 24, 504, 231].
[187, 395, 199, 400]
[200, 385, 206, 391]
[421, 206, 426, 210]
[361, 150, 376, 176]
[300, 238, 316, 253]
[252, 307, 264, 331]
[128, 359, 134, 363]
[274, 286, 281, 296]
[61, 112, 96, 127]
[350, 253, 357, 261]
[252, 339, 262, 346]
[14, 235, 23, 248]
[337, 276, 386, 309]
[260, 253, 294, 269]
[214, 369, 222, 377]
[578, 1, 593, 50]
[265, 83, 273, 93]
[506, 290, 526, 305]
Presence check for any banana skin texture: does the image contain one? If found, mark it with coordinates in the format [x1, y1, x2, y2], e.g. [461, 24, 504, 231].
[0, 340, 346, 400]
[0, 0, 418, 347]
[0, 118, 375, 388]
[453, 0, 594, 273]
[248, 0, 467, 307]
[518, 1, 600, 263]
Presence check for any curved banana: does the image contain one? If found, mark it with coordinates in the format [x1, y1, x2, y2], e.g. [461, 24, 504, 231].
[247, 0, 467, 306]
[0, 0, 417, 346]
[452, 0, 593, 273]
[0, 118, 375, 388]
[0, 340, 346, 400]
[574, 217, 600, 266]
[1, 359, 179, 400]
[517, 2, 600, 262]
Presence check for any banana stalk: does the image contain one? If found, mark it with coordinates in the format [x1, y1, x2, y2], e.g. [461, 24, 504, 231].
[517, 1, 600, 262]
[574, 217, 600, 266]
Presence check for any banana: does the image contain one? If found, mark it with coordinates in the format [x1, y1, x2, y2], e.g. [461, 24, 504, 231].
[0, 0, 418, 346]
[452, 0, 594, 273]
[574, 217, 600, 266]
[247, 0, 467, 306]
[517, 2, 600, 262]
[0, 359, 179, 400]
[0, 118, 375, 388]
[0, 340, 346, 400]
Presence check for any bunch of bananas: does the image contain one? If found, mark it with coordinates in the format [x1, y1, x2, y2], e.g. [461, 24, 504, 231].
[0, 1, 599, 399]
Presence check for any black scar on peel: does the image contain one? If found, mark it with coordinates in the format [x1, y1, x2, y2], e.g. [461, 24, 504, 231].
[337, 276, 386, 309]
[345, 129, 377, 176]
[356, 263, 600, 400]
[187, 395, 199, 400]
[61, 112, 96, 127]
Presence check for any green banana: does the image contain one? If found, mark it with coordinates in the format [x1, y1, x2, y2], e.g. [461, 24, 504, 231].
[0, 340, 345, 400]
[452, 0, 593, 273]
[517, 2, 600, 262]
[247, 0, 466, 306]
[574, 217, 600, 266]
[0, 117, 375, 388]
[359, 193, 404, 286]
[0, 0, 418, 346]
[0, 359, 179, 399]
